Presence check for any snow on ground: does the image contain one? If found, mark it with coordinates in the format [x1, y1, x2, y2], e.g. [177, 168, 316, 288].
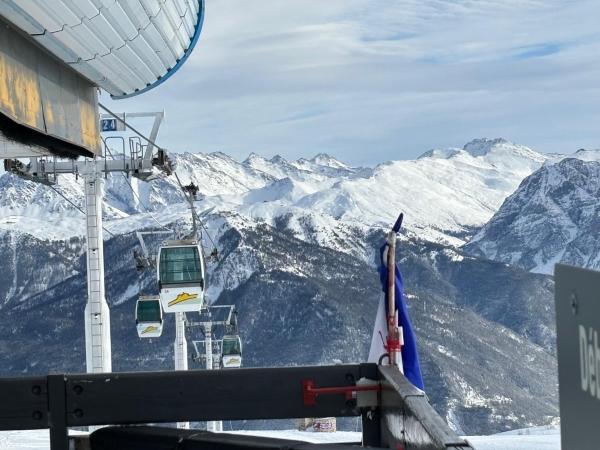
[0, 430, 48, 450]
[0, 208, 85, 241]
[0, 427, 561, 450]
[230, 430, 362, 443]
[465, 426, 560, 449]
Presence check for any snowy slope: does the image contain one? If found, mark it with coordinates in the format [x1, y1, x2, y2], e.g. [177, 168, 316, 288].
[466, 158, 600, 274]
[0, 427, 561, 450]
[242, 138, 552, 246]
[570, 148, 600, 162]
[0, 138, 558, 250]
[234, 427, 561, 450]
[466, 426, 560, 450]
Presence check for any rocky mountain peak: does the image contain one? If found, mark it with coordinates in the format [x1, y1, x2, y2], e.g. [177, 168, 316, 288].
[243, 152, 264, 164]
[269, 154, 288, 164]
[463, 138, 511, 156]
[310, 153, 348, 169]
[465, 157, 600, 274]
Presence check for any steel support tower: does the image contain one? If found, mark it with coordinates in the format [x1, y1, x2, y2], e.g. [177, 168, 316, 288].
[175, 312, 190, 429]
[190, 306, 237, 433]
[5, 111, 168, 376]
[84, 170, 111, 373]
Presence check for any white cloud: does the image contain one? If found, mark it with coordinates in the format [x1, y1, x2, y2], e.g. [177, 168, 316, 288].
[103, 0, 600, 165]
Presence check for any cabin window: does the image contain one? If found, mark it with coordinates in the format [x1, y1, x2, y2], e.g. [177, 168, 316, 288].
[137, 301, 161, 322]
[222, 337, 241, 356]
[159, 246, 202, 285]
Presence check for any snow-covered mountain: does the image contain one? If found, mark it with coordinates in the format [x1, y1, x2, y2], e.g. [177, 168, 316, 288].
[0, 138, 557, 249]
[466, 157, 600, 274]
[0, 137, 577, 435]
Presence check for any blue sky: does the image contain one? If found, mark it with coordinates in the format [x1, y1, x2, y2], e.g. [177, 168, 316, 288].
[104, 0, 600, 166]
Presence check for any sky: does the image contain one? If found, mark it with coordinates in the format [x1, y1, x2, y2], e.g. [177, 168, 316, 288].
[103, 0, 600, 166]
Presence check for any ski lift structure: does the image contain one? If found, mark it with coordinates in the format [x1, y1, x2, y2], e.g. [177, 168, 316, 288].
[135, 296, 163, 338]
[188, 305, 241, 433]
[190, 305, 241, 368]
[220, 307, 242, 368]
[134, 179, 210, 318]
[5, 110, 172, 377]
[134, 159, 232, 431]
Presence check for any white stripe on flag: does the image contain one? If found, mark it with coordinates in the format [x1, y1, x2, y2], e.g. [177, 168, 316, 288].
[368, 296, 403, 372]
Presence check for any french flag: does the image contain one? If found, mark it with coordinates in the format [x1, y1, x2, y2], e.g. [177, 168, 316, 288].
[368, 216, 424, 391]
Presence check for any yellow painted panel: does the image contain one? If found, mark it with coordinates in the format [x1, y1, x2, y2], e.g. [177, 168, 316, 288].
[0, 17, 100, 156]
[11, 66, 42, 128]
[0, 54, 17, 118]
[80, 101, 99, 151]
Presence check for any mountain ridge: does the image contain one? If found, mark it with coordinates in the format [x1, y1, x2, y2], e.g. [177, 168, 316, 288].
[465, 157, 600, 274]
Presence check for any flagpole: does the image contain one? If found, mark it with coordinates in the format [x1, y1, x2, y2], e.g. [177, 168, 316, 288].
[386, 213, 404, 367]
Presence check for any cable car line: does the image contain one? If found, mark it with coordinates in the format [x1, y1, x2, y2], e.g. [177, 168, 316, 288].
[103, 143, 171, 233]
[172, 170, 199, 238]
[99, 102, 218, 255]
[47, 184, 115, 237]
[99, 105, 239, 395]
[171, 170, 219, 258]
[123, 175, 171, 232]
[99, 111, 210, 314]
[199, 215, 219, 260]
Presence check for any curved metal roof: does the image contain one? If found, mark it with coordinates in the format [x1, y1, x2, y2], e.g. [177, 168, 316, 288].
[0, 0, 204, 99]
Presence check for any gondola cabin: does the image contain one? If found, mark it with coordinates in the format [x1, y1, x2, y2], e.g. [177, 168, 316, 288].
[157, 240, 206, 313]
[135, 296, 163, 338]
[221, 335, 243, 368]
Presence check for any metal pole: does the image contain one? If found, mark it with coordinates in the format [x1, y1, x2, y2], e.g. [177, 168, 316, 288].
[175, 313, 188, 371]
[83, 169, 112, 374]
[386, 213, 404, 368]
[144, 111, 164, 159]
[174, 312, 189, 429]
[386, 231, 398, 367]
[204, 322, 222, 432]
[205, 323, 213, 370]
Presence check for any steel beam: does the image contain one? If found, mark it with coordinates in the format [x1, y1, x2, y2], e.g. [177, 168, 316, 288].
[47, 375, 68, 450]
[0, 366, 362, 445]
[83, 172, 111, 374]
[0, 376, 47, 430]
[25, 156, 155, 178]
[64, 365, 369, 427]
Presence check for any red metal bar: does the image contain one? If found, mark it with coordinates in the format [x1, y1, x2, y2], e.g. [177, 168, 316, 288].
[302, 379, 381, 406]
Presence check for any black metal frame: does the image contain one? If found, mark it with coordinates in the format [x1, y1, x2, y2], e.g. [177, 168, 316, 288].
[0, 364, 473, 450]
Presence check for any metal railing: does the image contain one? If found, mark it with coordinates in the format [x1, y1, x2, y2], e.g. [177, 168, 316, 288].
[0, 364, 474, 450]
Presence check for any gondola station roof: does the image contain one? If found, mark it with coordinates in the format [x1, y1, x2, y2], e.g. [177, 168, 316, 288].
[0, 0, 204, 99]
